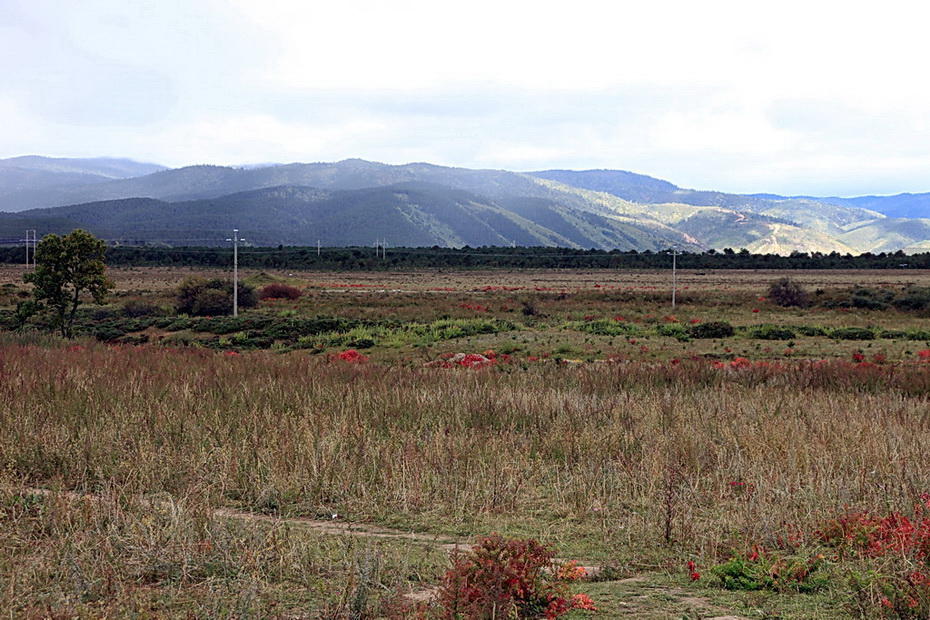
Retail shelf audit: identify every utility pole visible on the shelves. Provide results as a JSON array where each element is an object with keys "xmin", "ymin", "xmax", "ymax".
[
  {"xmin": 25, "ymin": 230, "xmax": 36, "ymax": 268},
  {"xmin": 226, "ymin": 229, "xmax": 244, "ymax": 316},
  {"xmin": 317, "ymin": 239, "xmax": 321, "ymax": 256}
]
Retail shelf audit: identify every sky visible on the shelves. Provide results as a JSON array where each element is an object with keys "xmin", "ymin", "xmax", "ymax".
[{"xmin": 2, "ymin": 0, "xmax": 929, "ymax": 197}]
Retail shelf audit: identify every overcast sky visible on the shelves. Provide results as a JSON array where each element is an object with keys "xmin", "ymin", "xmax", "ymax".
[{"xmin": 1, "ymin": 0, "xmax": 928, "ymax": 197}]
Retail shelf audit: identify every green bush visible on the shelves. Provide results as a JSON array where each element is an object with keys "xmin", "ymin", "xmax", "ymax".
[
  {"xmin": 94, "ymin": 325, "xmax": 127, "ymax": 343},
  {"xmin": 690, "ymin": 321, "xmax": 735, "ymax": 339},
  {"xmin": 265, "ymin": 316, "xmax": 361, "ymax": 340},
  {"xmin": 121, "ymin": 299, "xmax": 164, "ymax": 318},
  {"xmin": 120, "ymin": 334, "xmax": 150, "ymax": 345},
  {"xmin": 192, "ymin": 289, "xmax": 231, "ymax": 316},
  {"xmin": 570, "ymin": 319, "xmax": 634, "ymax": 336},
  {"xmin": 656, "ymin": 323, "xmax": 691, "ymax": 342},
  {"xmin": 879, "ymin": 329, "xmax": 907, "ymax": 339},
  {"xmin": 12, "ymin": 301, "xmax": 41, "ymax": 329},
  {"xmin": 711, "ymin": 551, "xmax": 828, "ymax": 594},
  {"xmin": 904, "ymin": 329, "xmax": 930, "ymax": 341},
  {"xmin": 795, "ymin": 325, "xmax": 827, "ymax": 337},
  {"xmin": 831, "ymin": 327, "xmax": 875, "ymax": 341},
  {"xmin": 893, "ymin": 287, "xmax": 930, "ymax": 311},
  {"xmin": 748, "ymin": 324, "xmax": 796, "ymax": 340},
  {"xmin": 191, "ymin": 316, "xmax": 253, "ymax": 335},
  {"xmin": 839, "ymin": 286, "xmax": 895, "ymax": 310},
  {"xmin": 162, "ymin": 317, "xmax": 194, "ymax": 331}
]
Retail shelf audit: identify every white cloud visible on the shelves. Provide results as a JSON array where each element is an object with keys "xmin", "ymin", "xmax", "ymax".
[{"xmin": 3, "ymin": 0, "xmax": 930, "ymax": 196}]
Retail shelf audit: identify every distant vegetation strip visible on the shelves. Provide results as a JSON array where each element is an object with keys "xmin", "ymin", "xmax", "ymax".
[{"xmin": 2, "ymin": 245, "xmax": 928, "ymax": 270}]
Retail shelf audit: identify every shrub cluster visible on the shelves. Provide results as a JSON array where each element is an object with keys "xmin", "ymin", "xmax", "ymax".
[
  {"xmin": 768, "ymin": 277, "xmax": 810, "ymax": 307},
  {"xmin": 690, "ymin": 320, "xmax": 735, "ymax": 339},
  {"xmin": 175, "ymin": 277, "xmax": 258, "ymax": 316},
  {"xmin": 894, "ymin": 287, "xmax": 930, "ymax": 311},
  {"xmin": 121, "ymin": 299, "xmax": 164, "ymax": 318},
  {"xmin": 820, "ymin": 286, "xmax": 930, "ymax": 313}
]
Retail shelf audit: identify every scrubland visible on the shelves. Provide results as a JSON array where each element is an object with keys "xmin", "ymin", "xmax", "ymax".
[{"xmin": 1, "ymin": 266, "xmax": 930, "ymax": 617}]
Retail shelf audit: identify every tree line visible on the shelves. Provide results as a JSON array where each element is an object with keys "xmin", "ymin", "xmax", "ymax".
[{"xmin": 2, "ymin": 244, "xmax": 928, "ymax": 271}]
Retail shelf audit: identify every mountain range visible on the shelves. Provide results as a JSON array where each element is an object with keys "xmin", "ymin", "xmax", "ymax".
[{"xmin": 0, "ymin": 156, "xmax": 928, "ymax": 254}]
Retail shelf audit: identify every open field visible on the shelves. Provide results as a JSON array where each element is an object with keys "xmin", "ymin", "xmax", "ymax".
[
  {"xmin": 3, "ymin": 264, "xmax": 930, "ymax": 292},
  {"xmin": 2, "ymin": 266, "xmax": 930, "ymax": 617}
]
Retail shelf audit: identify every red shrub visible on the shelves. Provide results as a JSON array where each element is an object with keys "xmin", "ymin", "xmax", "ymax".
[
  {"xmin": 437, "ymin": 535, "xmax": 595, "ymax": 619},
  {"xmin": 258, "ymin": 283, "xmax": 303, "ymax": 300}
]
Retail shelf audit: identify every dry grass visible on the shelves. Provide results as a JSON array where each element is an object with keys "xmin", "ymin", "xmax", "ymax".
[
  {"xmin": 2, "ymin": 266, "xmax": 930, "ymax": 615},
  {"xmin": 2, "ymin": 338, "xmax": 930, "ymax": 614},
  {"xmin": 2, "ymin": 264, "xmax": 927, "ymax": 293}
]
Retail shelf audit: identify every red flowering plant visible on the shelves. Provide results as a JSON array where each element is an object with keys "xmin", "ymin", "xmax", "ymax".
[
  {"xmin": 436, "ymin": 534, "xmax": 596, "ymax": 619},
  {"xmin": 816, "ymin": 495, "xmax": 930, "ymax": 562},
  {"xmin": 459, "ymin": 303, "xmax": 489, "ymax": 312},
  {"xmin": 816, "ymin": 495, "xmax": 930, "ymax": 616},
  {"xmin": 330, "ymin": 349, "xmax": 368, "ymax": 363},
  {"xmin": 701, "ymin": 495, "xmax": 930, "ymax": 615}
]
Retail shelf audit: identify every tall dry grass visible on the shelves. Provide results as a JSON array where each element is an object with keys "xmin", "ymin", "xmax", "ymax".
[{"xmin": 2, "ymin": 340, "xmax": 930, "ymax": 611}]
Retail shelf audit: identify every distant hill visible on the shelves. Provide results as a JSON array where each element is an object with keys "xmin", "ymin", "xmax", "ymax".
[
  {"xmin": 2, "ymin": 157, "xmax": 930, "ymax": 253},
  {"xmin": 819, "ymin": 194, "xmax": 930, "ymax": 220},
  {"xmin": 752, "ymin": 192, "xmax": 930, "ymax": 220},
  {"xmin": 530, "ymin": 169, "xmax": 881, "ymax": 230},
  {"xmin": 0, "ymin": 156, "xmax": 166, "ymax": 179},
  {"xmin": 527, "ymin": 168, "xmax": 930, "ymax": 253},
  {"xmin": 0, "ymin": 183, "xmax": 700, "ymax": 251},
  {"xmin": 838, "ymin": 218, "xmax": 930, "ymax": 254},
  {"xmin": 531, "ymin": 169, "xmax": 774, "ymax": 210},
  {"xmin": 0, "ymin": 156, "xmax": 167, "ymax": 212},
  {"xmin": 0, "ymin": 159, "xmax": 605, "ymax": 213}
]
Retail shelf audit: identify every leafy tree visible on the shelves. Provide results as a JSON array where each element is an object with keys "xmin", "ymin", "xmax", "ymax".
[{"xmin": 23, "ymin": 229, "xmax": 114, "ymax": 338}]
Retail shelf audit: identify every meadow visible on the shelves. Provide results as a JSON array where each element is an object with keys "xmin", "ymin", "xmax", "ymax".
[{"xmin": 1, "ymin": 265, "xmax": 930, "ymax": 618}]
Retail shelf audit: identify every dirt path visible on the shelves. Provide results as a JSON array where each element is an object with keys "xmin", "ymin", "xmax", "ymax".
[{"xmin": 24, "ymin": 486, "xmax": 748, "ymax": 617}]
